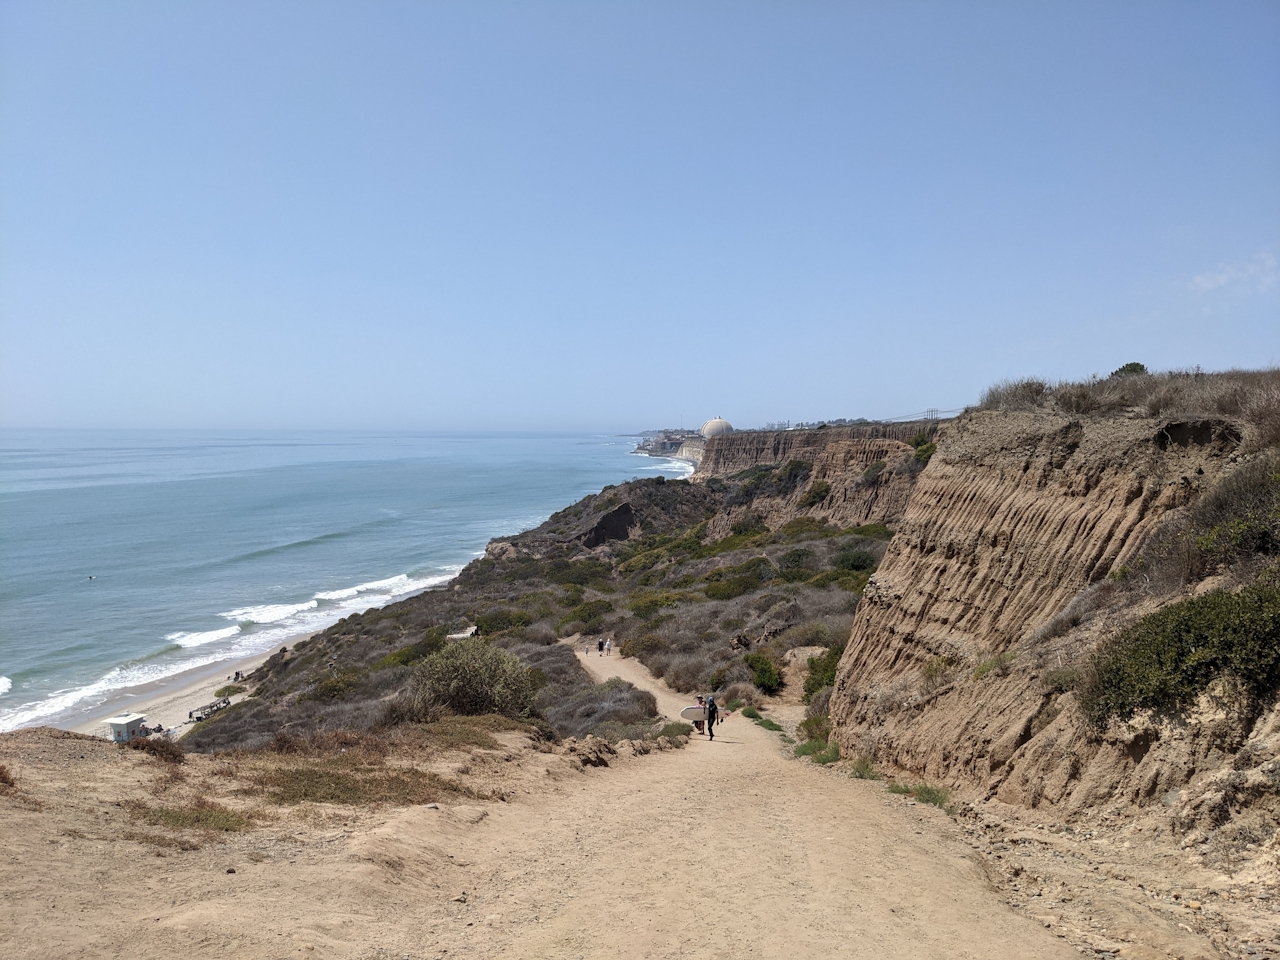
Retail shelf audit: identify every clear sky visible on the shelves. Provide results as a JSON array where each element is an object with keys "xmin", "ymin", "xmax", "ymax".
[{"xmin": 1, "ymin": 1, "xmax": 1277, "ymax": 431}]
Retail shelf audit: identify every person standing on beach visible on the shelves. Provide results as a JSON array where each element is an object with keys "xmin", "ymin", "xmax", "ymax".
[{"xmin": 706, "ymin": 696, "xmax": 719, "ymax": 741}]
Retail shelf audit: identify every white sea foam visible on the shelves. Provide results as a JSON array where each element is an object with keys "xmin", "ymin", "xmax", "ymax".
[
  {"xmin": 165, "ymin": 625, "xmax": 242, "ymax": 648},
  {"xmin": 314, "ymin": 574, "xmax": 412, "ymax": 601},
  {"xmin": 0, "ymin": 677, "xmax": 11, "ymax": 697},
  {"xmin": 0, "ymin": 653, "xmax": 227, "ymax": 732},
  {"xmin": 222, "ymin": 599, "xmax": 318, "ymax": 624},
  {"xmin": 0, "ymin": 567, "xmax": 462, "ymax": 733}
]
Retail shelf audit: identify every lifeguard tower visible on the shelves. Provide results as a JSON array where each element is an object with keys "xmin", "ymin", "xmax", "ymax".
[{"xmin": 105, "ymin": 712, "xmax": 147, "ymax": 743}]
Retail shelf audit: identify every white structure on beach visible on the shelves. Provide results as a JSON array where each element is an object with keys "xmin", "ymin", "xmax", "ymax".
[
  {"xmin": 106, "ymin": 712, "xmax": 147, "ymax": 743},
  {"xmin": 700, "ymin": 417, "xmax": 733, "ymax": 439}
]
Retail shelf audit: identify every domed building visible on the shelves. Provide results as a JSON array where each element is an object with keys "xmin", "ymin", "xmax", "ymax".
[{"xmin": 700, "ymin": 417, "xmax": 734, "ymax": 439}]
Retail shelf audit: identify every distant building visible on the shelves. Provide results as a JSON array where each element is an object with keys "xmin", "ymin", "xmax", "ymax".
[
  {"xmin": 106, "ymin": 712, "xmax": 147, "ymax": 743},
  {"xmin": 700, "ymin": 418, "xmax": 733, "ymax": 439}
]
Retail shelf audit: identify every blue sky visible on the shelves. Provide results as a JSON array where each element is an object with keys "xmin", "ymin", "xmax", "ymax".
[{"xmin": 1, "ymin": 1, "xmax": 1277, "ymax": 431}]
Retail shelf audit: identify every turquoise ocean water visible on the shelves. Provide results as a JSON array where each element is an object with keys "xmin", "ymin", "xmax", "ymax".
[{"xmin": 0, "ymin": 430, "xmax": 690, "ymax": 731}]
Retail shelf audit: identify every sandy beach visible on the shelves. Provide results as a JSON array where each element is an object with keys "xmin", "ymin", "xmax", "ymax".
[{"xmin": 69, "ymin": 635, "xmax": 312, "ymax": 739}]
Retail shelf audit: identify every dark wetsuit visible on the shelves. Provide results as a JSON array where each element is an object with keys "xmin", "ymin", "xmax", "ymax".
[{"xmin": 706, "ymin": 701, "xmax": 719, "ymax": 740}]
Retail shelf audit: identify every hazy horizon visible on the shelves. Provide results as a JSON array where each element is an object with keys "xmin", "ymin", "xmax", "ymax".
[{"xmin": 2, "ymin": 2, "xmax": 1276, "ymax": 431}]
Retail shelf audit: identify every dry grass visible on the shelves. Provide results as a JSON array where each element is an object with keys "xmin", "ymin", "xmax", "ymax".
[
  {"xmin": 129, "ymin": 797, "xmax": 252, "ymax": 832},
  {"xmin": 977, "ymin": 368, "xmax": 1280, "ymax": 449},
  {"xmin": 259, "ymin": 764, "xmax": 463, "ymax": 806},
  {"xmin": 124, "ymin": 736, "xmax": 186, "ymax": 764}
]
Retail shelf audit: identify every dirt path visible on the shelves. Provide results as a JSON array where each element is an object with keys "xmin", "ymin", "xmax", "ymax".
[
  {"xmin": 444, "ymin": 644, "xmax": 1079, "ymax": 960},
  {"xmin": 1, "ymin": 651, "xmax": 1086, "ymax": 960}
]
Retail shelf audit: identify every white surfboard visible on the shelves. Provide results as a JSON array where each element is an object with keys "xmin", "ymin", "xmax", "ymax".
[{"xmin": 680, "ymin": 705, "xmax": 708, "ymax": 722}]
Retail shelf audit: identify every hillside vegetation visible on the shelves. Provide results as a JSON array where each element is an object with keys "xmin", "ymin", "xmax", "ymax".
[{"xmin": 187, "ymin": 441, "xmax": 918, "ymax": 753}]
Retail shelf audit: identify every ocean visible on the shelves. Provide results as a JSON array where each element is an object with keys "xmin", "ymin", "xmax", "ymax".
[{"xmin": 0, "ymin": 430, "xmax": 691, "ymax": 732}]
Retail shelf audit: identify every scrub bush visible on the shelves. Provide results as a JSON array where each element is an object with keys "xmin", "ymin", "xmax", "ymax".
[
  {"xmin": 803, "ymin": 642, "xmax": 846, "ymax": 701},
  {"xmin": 417, "ymin": 637, "xmax": 536, "ymax": 718},
  {"xmin": 1078, "ymin": 584, "xmax": 1280, "ymax": 728},
  {"xmin": 744, "ymin": 652, "xmax": 784, "ymax": 695},
  {"xmin": 798, "ymin": 480, "xmax": 831, "ymax": 508}
]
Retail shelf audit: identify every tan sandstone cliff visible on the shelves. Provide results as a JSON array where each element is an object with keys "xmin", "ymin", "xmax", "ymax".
[
  {"xmin": 693, "ymin": 423, "xmax": 937, "ymax": 535},
  {"xmin": 826, "ymin": 410, "xmax": 1280, "ymax": 835}
]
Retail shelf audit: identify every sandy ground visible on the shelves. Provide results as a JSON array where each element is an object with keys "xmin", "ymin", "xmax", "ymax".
[
  {"xmin": 71, "ymin": 645, "xmax": 299, "ymax": 738},
  {"xmin": 1, "ymin": 643, "xmax": 1097, "ymax": 960}
]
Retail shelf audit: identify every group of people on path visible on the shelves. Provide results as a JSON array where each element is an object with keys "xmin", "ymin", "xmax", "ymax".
[
  {"xmin": 693, "ymin": 694, "xmax": 720, "ymax": 740},
  {"xmin": 585, "ymin": 637, "xmax": 612, "ymax": 657}
]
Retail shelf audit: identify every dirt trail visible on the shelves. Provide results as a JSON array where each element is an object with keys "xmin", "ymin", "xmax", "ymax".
[
  {"xmin": 1, "ymin": 651, "xmax": 1084, "ymax": 960},
  {"xmin": 463, "ymin": 644, "xmax": 1078, "ymax": 960}
]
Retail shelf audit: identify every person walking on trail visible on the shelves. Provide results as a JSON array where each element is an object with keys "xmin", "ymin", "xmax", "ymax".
[
  {"xmin": 706, "ymin": 695, "xmax": 720, "ymax": 741},
  {"xmin": 605, "ymin": 638, "xmax": 612, "ymax": 657},
  {"xmin": 597, "ymin": 637, "xmax": 605, "ymax": 656}
]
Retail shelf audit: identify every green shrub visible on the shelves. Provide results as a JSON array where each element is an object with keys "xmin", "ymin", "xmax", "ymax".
[
  {"xmin": 741, "ymin": 706, "xmax": 762, "ymax": 720},
  {"xmin": 862, "ymin": 461, "xmax": 887, "ymax": 483},
  {"xmin": 418, "ymin": 637, "xmax": 536, "ymax": 718},
  {"xmin": 798, "ymin": 480, "xmax": 832, "ymax": 508},
  {"xmin": 803, "ymin": 643, "xmax": 846, "ymax": 701},
  {"xmin": 214, "ymin": 684, "xmax": 246, "ymax": 698},
  {"xmin": 913, "ymin": 784, "xmax": 951, "ymax": 808},
  {"xmin": 755, "ymin": 716, "xmax": 784, "ymax": 732},
  {"xmin": 546, "ymin": 558, "xmax": 613, "ymax": 586},
  {"xmin": 627, "ymin": 591, "xmax": 686, "ymax": 619},
  {"xmin": 475, "ymin": 609, "xmax": 534, "ymax": 634},
  {"xmin": 887, "ymin": 781, "xmax": 952, "ymax": 810},
  {"xmin": 705, "ymin": 577, "xmax": 759, "ymax": 601},
  {"xmin": 913, "ymin": 442, "xmax": 937, "ymax": 463},
  {"xmin": 798, "ymin": 713, "xmax": 831, "ymax": 742},
  {"xmin": 795, "ymin": 739, "xmax": 840, "ymax": 763},
  {"xmin": 373, "ymin": 626, "xmax": 448, "ymax": 670},
  {"xmin": 744, "ymin": 653, "xmax": 784, "ymax": 694},
  {"xmin": 300, "ymin": 669, "xmax": 363, "ymax": 703},
  {"xmin": 973, "ymin": 651, "xmax": 1015, "ymax": 680},
  {"xmin": 1077, "ymin": 584, "xmax": 1280, "ymax": 728},
  {"xmin": 1191, "ymin": 459, "xmax": 1280, "ymax": 564},
  {"xmin": 619, "ymin": 634, "xmax": 667, "ymax": 658},
  {"xmin": 1041, "ymin": 667, "xmax": 1081, "ymax": 693},
  {"xmin": 910, "ymin": 431, "xmax": 931, "ymax": 449},
  {"xmin": 558, "ymin": 599, "xmax": 614, "ymax": 632},
  {"xmin": 847, "ymin": 523, "xmax": 893, "ymax": 540},
  {"xmin": 849, "ymin": 755, "xmax": 881, "ymax": 780},
  {"xmin": 731, "ymin": 514, "xmax": 768, "ymax": 536},
  {"xmin": 833, "ymin": 548, "xmax": 876, "ymax": 572},
  {"xmin": 777, "ymin": 517, "xmax": 839, "ymax": 541},
  {"xmin": 779, "ymin": 548, "xmax": 820, "ymax": 582}
]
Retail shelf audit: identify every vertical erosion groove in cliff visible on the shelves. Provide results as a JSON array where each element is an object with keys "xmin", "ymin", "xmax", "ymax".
[{"xmin": 830, "ymin": 410, "xmax": 1245, "ymax": 728}]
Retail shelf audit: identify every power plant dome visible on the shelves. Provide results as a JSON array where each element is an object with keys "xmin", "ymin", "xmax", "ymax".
[{"xmin": 700, "ymin": 417, "xmax": 734, "ymax": 439}]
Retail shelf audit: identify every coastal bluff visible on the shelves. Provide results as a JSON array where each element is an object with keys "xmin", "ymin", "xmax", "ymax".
[
  {"xmin": 691, "ymin": 421, "xmax": 938, "ymax": 535},
  {"xmin": 826, "ymin": 406, "xmax": 1280, "ymax": 845}
]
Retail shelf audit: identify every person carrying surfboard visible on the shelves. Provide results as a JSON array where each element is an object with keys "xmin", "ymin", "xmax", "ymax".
[{"xmin": 706, "ymin": 695, "xmax": 719, "ymax": 741}]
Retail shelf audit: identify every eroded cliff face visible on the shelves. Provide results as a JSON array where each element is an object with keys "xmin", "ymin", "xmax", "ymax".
[
  {"xmin": 694, "ymin": 424, "xmax": 934, "ymax": 535},
  {"xmin": 696, "ymin": 423, "xmax": 931, "ymax": 477},
  {"xmin": 828, "ymin": 411, "xmax": 1262, "ymax": 823}
]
